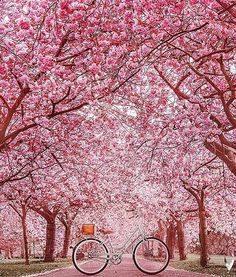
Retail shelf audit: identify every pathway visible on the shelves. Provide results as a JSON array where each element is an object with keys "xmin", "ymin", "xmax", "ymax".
[{"xmin": 34, "ymin": 257, "xmax": 215, "ymax": 277}]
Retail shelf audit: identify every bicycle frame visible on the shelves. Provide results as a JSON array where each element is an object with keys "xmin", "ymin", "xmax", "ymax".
[
  {"xmin": 73, "ymin": 211, "xmax": 170, "ymax": 275},
  {"xmin": 98, "ymin": 213, "xmax": 146, "ymax": 261}
]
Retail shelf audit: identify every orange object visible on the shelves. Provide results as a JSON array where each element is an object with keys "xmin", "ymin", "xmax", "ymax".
[{"xmin": 82, "ymin": 224, "xmax": 95, "ymax": 235}]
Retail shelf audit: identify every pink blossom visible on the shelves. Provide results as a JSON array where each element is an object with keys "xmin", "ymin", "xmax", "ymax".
[
  {"xmin": 190, "ymin": 0, "xmax": 198, "ymax": 5},
  {"xmin": 18, "ymin": 74, "xmax": 30, "ymax": 83},
  {"xmin": 175, "ymin": 3, "xmax": 185, "ymax": 14},
  {"xmin": 73, "ymin": 11, "xmax": 83, "ymax": 21},
  {"xmin": 39, "ymin": 57, "xmax": 55, "ymax": 72},
  {"xmin": 0, "ymin": 24, "xmax": 5, "ymax": 34},
  {"xmin": 0, "ymin": 65, "xmax": 6, "ymax": 75},
  {"xmin": 19, "ymin": 21, "xmax": 30, "ymax": 30},
  {"xmin": 89, "ymin": 63, "xmax": 100, "ymax": 74},
  {"xmin": 67, "ymin": 23, "xmax": 78, "ymax": 31}
]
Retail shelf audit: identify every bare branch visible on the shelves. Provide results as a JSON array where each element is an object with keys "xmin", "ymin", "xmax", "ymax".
[
  {"xmin": 192, "ymin": 156, "xmax": 217, "ymax": 175},
  {"xmin": 0, "ymin": 95, "xmax": 10, "ymax": 110},
  {"xmin": 154, "ymin": 67, "xmax": 190, "ymax": 100}
]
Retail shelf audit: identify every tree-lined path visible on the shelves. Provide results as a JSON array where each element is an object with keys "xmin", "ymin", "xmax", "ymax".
[
  {"xmin": 34, "ymin": 257, "xmax": 213, "ymax": 277},
  {"xmin": 0, "ymin": 0, "xmax": 235, "ymax": 276}
]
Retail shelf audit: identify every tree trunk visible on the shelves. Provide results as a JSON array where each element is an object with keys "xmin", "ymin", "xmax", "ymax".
[
  {"xmin": 61, "ymin": 224, "xmax": 71, "ymax": 258},
  {"xmin": 199, "ymin": 204, "xmax": 208, "ymax": 267},
  {"xmin": 20, "ymin": 244, "xmax": 24, "ymax": 258},
  {"xmin": 166, "ymin": 222, "xmax": 175, "ymax": 259},
  {"xmin": 182, "ymin": 184, "xmax": 209, "ymax": 267},
  {"xmin": 176, "ymin": 220, "xmax": 186, "ymax": 260},
  {"xmin": 31, "ymin": 206, "xmax": 58, "ymax": 263},
  {"xmin": 21, "ymin": 206, "xmax": 30, "ymax": 265},
  {"xmin": 44, "ymin": 218, "xmax": 56, "ymax": 262},
  {"xmin": 155, "ymin": 220, "xmax": 165, "ymax": 241}
]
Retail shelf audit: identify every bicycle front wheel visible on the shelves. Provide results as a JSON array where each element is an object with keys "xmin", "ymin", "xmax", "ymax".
[
  {"xmin": 72, "ymin": 238, "xmax": 109, "ymax": 275},
  {"xmin": 133, "ymin": 237, "xmax": 170, "ymax": 274}
]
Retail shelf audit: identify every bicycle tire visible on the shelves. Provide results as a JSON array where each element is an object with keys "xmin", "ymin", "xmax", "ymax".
[
  {"xmin": 133, "ymin": 237, "xmax": 170, "ymax": 275},
  {"xmin": 72, "ymin": 237, "xmax": 109, "ymax": 275}
]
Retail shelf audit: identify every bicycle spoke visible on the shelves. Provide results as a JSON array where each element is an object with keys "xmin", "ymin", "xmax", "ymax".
[
  {"xmin": 133, "ymin": 237, "xmax": 170, "ymax": 274},
  {"xmin": 72, "ymin": 238, "xmax": 109, "ymax": 275}
]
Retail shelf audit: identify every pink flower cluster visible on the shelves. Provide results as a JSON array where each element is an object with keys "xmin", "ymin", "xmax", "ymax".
[{"xmin": 19, "ymin": 20, "xmax": 30, "ymax": 30}]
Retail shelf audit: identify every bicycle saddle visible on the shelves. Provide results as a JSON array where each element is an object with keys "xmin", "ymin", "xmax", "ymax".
[{"xmin": 99, "ymin": 228, "xmax": 114, "ymax": 234}]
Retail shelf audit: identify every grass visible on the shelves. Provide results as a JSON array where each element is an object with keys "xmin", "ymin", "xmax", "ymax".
[
  {"xmin": 170, "ymin": 254, "xmax": 236, "ymax": 277},
  {"xmin": 0, "ymin": 259, "xmax": 72, "ymax": 277}
]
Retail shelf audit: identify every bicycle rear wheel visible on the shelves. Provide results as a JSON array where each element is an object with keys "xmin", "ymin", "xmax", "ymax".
[
  {"xmin": 72, "ymin": 238, "xmax": 109, "ymax": 275},
  {"xmin": 133, "ymin": 237, "xmax": 170, "ymax": 274}
]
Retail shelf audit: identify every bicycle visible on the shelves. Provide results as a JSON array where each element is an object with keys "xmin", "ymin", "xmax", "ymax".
[{"xmin": 72, "ymin": 209, "xmax": 170, "ymax": 275}]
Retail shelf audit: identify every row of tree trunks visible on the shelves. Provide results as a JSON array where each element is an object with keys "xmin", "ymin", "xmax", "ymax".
[
  {"xmin": 165, "ymin": 219, "xmax": 186, "ymax": 261},
  {"xmin": 40, "ymin": 212, "xmax": 75, "ymax": 261},
  {"xmin": 31, "ymin": 207, "xmax": 77, "ymax": 262},
  {"xmin": 11, "ymin": 201, "xmax": 208, "ymax": 265},
  {"xmin": 9, "ymin": 202, "xmax": 75, "ymax": 263},
  {"xmin": 165, "ymin": 213, "xmax": 208, "ymax": 266}
]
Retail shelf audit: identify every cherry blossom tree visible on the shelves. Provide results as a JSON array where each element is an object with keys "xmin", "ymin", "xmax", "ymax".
[
  {"xmin": 0, "ymin": 0, "xmax": 235, "ymax": 176},
  {"xmin": 0, "ymin": 0, "xmax": 146, "ymax": 155},
  {"xmin": 58, "ymin": 207, "xmax": 79, "ymax": 258},
  {"xmin": 150, "ymin": 1, "xmax": 236, "ymax": 175},
  {"xmin": 4, "ymin": 188, "xmax": 32, "ymax": 265},
  {"xmin": 0, "ymin": 1, "xmax": 236, "ymax": 272}
]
